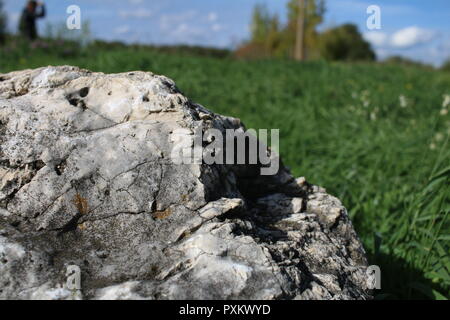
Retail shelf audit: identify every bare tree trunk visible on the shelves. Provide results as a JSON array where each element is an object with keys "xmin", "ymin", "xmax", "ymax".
[{"xmin": 294, "ymin": 0, "xmax": 306, "ymax": 61}]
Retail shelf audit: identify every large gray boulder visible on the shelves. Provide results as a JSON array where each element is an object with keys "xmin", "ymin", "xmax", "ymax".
[{"xmin": 0, "ymin": 66, "xmax": 371, "ymax": 300}]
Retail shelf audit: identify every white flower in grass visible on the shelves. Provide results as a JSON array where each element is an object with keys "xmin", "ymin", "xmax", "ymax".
[
  {"xmin": 443, "ymin": 94, "xmax": 450, "ymax": 108},
  {"xmin": 435, "ymin": 132, "xmax": 444, "ymax": 142},
  {"xmin": 361, "ymin": 90, "xmax": 370, "ymax": 107},
  {"xmin": 399, "ymin": 95, "xmax": 408, "ymax": 108},
  {"xmin": 441, "ymin": 108, "xmax": 448, "ymax": 116},
  {"xmin": 429, "ymin": 143, "xmax": 437, "ymax": 150},
  {"xmin": 370, "ymin": 107, "xmax": 379, "ymax": 121}
]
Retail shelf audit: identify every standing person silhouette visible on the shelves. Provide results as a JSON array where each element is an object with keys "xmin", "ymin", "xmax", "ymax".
[{"xmin": 19, "ymin": 1, "xmax": 46, "ymax": 41}]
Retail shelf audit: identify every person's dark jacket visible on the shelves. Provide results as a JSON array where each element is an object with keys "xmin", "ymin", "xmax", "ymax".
[{"xmin": 19, "ymin": 4, "xmax": 46, "ymax": 40}]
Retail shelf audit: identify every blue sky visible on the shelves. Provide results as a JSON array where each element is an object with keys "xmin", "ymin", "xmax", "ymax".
[{"xmin": 3, "ymin": 0, "xmax": 450, "ymax": 66}]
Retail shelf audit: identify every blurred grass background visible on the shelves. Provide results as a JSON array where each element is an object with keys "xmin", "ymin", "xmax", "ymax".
[{"xmin": 0, "ymin": 40, "xmax": 449, "ymax": 300}]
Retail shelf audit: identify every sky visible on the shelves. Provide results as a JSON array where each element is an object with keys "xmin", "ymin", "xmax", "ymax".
[{"xmin": 3, "ymin": 0, "xmax": 450, "ymax": 66}]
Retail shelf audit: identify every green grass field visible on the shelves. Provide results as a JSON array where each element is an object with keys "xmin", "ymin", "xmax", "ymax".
[{"xmin": 1, "ymin": 41, "xmax": 449, "ymax": 299}]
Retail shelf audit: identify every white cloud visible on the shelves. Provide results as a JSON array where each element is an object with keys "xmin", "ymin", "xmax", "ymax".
[
  {"xmin": 157, "ymin": 10, "xmax": 227, "ymax": 45},
  {"xmin": 172, "ymin": 23, "xmax": 203, "ymax": 38},
  {"xmin": 364, "ymin": 26, "xmax": 436, "ymax": 49},
  {"xmin": 114, "ymin": 25, "xmax": 131, "ymax": 35},
  {"xmin": 211, "ymin": 24, "xmax": 222, "ymax": 32},
  {"xmin": 207, "ymin": 12, "xmax": 218, "ymax": 22},
  {"xmin": 390, "ymin": 26, "xmax": 436, "ymax": 48},
  {"xmin": 362, "ymin": 26, "xmax": 447, "ymax": 67},
  {"xmin": 119, "ymin": 9, "xmax": 153, "ymax": 19},
  {"xmin": 159, "ymin": 10, "xmax": 197, "ymax": 31},
  {"xmin": 374, "ymin": 48, "xmax": 389, "ymax": 60},
  {"xmin": 364, "ymin": 31, "xmax": 388, "ymax": 47}
]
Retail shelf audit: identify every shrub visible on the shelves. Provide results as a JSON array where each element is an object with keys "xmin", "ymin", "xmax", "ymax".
[
  {"xmin": 319, "ymin": 24, "xmax": 376, "ymax": 61},
  {"xmin": 234, "ymin": 42, "xmax": 271, "ymax": 60}
]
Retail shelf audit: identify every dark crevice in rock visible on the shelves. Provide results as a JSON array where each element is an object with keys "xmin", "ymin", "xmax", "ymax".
[
  {"xmin": 0, "ymin": 159, "xmax": 46, "ymax": 209},
  {"xmin": 79, "ymin": 87, "xmax": 90, "ymax": 98},
  {"xmin": 56, "ymin": 213, "xmax": 83, "ymax": 237},
  {"xmin": 54, "ymin": 159, "xmax": 67, "ymax": 176},
  {"xmin": 150, "ymin": 200, "xmax": 157, "ymax": 212},
  {"xmin": 0, "ymin": 158, "xmax": 45, "ymax": 171}
]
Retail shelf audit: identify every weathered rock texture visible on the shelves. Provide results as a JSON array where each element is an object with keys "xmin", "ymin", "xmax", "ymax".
[{"xmin": 0, "ymin": 66, "xmax": 371, "ymax": 300}]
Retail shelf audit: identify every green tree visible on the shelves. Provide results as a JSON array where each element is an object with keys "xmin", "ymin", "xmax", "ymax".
[
  {"xmin": 0, "ymin": 0, "xmax": 7, "ymax": 43},
  {"xmin": 287, "ymin": 0, "xmax": 326, "ymax": 59},
  {"xmin": 250, "ymin": 4, "xmax": 271, "ymax": 43},
  {"xmin": 243, "ymin": 0, "xmax": 325, "ymax": 59},
  {"xmin": 319, "ymin": 24, "xmax": 376, "ymax": 61},
  {"xmin": 245, "ymin": 4, "xmax": 284, "ymax": 58},
  {"xmin": 250, "ymin": 4, "xmax": 282, "ymax": 48}
]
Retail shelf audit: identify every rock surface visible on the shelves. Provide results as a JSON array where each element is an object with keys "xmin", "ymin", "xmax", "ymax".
[{"xmin": 0, "ymin": 66, "xmax": 371, "ymax": 300}]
